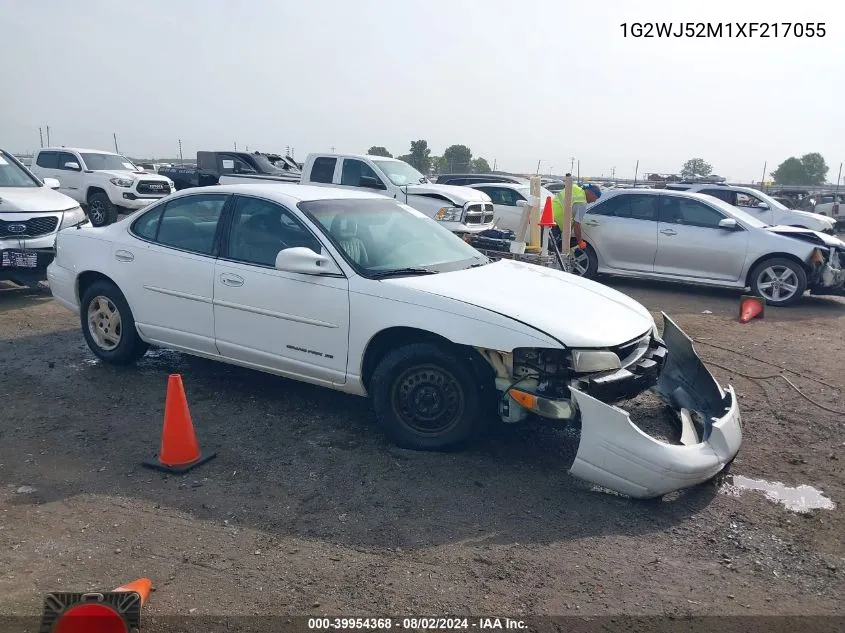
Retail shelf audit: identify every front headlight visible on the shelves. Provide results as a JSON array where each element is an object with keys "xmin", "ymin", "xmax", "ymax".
[
  {"xmin": 434, "ymin": 206, "xmax": 463, "ymax": 222},
  {"xmin": 59, "ymin": 206, "xmax": 87, "ymax": 230},
  {"xmin": 570, "ymin": 349, "xmax": 622, "ymax": 373},
  {"xmin": 109, "ymin": 177, "xmax": 134, "ymax": 187}
]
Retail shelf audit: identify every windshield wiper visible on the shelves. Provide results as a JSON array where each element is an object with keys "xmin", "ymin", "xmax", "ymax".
[{"xmin": 369, "ymin": 267, "xmax": 439, "ymax": 279}]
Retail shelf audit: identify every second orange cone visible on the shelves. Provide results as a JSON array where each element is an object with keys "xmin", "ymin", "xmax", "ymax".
[{"xmin": 142, "ymin": 374, "xmax": 216, "ymax": 474}]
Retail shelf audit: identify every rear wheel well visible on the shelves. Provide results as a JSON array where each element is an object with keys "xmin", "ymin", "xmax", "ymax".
[
  {"xmin": 745, "ymin": 252, "xmax": 808, "ymax": 286},
  {"xmin": 77, "ymin": 271, "xmax": 117, "ymax": 303},
  {"xmin": 86, "ymin": 187, "xmax": 107, "ymax": 203},
  {"xmin": 360, "ymin": 327, "xmax": 494, "ymax": 392}
]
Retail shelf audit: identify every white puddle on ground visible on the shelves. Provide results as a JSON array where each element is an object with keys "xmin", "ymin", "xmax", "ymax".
[{"xmin": 721, "ymin": 475, "xmax": 835, "ymax": 513}]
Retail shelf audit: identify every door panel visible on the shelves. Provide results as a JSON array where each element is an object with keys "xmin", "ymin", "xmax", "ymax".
[
  {"xmin": 213, "ymin": 195, "xmax": 350, "ymax": 384},
  {"xmin": 581, "ymin": 194, "xmax": 658, "ymax": 272},
  {"xmin": 654, "ymin": 196, "xmax": 749, "ymax": 281}
]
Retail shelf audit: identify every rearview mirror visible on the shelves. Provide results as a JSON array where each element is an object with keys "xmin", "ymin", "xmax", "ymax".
[
  {"xmin": 275, "ymin": 247, "xmax": 340, "ymax": 275},
  {"xmin": 64, "ymin": 161, "xmax": 81, "ymax": 171},
  {"xmin": 718, "ymin": 218, "xmax": 738, "ymax": 230},
  {"xmin": 756, "ymin": 202, "xmax": 769, "ymax": 210},
  {"xmin": 359, "ymin": 176, "xmax": 387, "ymax": 190},
  {"xmin": 42, "ymin": 177, "xmax": 61, "ymax": 189}
]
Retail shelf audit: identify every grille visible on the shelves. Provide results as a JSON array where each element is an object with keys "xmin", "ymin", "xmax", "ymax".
[
  {"xmin": 0, "ymin": 216, "xmax": 59, "ymax": 238},
  {"xmin": 136, "ymin": 180, "xmax": 170, "ymax": 195},
  {"xmin": 464, "ymin": 202, "xmax": 495, "ymax": 224}
]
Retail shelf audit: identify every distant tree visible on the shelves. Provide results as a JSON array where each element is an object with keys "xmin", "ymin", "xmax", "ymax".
[
  {"xmin": 772, "ymin": 157, "xmax": 808, "ymax": 185},
  {"xmin": 431, "ymin": 155, "xmax": 448, "ymax": 174},
  {"xmin": 400, "ymin": 139, "xmax": 431, "ymax": 173},
  {"xmin": 799, "ymin": 152, "xmax": 828, "ymax": 185},
  {"xmin": 367, "ymin": 146, "xmax": 392, "ymax": 158},
  {"xmin": 471, "ymin": 157, "xmax": 491, "ymax": 173},
  {"xmin": 444, "ymin": 144, "xmax": 473, "ymax": 173},
  {"xmin": 680, "ymin": 158, "xmax": 712, "ymax": 178}
]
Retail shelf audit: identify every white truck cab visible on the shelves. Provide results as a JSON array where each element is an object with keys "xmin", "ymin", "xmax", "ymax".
[
  {"xmin": 300, "ymin": 153, "xmax": 495, "ymax": 234},
  {"xmin": 30, "ymin": 148, "xmax": 175, "ymax": 227}
]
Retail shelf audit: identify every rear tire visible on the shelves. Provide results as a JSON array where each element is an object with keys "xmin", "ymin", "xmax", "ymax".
[
  {"xmin": 80, "ymin": 280, "xmax": 148, "ymax": 364},
  {"xmin": 87, "ymin": 193, "xmax": 118, "ymax": 227},
  {"xmin": 749, "ymin": 257, "xmax": 807, "ymax": 307},
  {"xmin": 370, "ymin": 342, "xmax": 488, "ymax": 451}
]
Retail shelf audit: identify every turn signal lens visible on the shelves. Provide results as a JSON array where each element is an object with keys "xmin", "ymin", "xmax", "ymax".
[{"xmin": 509, "ymin": 389, "xmax": 538, "ymax": 411}]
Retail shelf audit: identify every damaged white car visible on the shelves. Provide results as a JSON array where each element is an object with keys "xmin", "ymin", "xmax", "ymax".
[{"xmin": 47, "ymin": 185, "xmax": 741, "ymax": 499}]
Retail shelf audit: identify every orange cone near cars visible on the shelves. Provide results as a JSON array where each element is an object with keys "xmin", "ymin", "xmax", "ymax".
[
  {"xmin": 739, "ymin": 295, "xmax": 765, "ymax": 323},
  {"xmin": 143, "ymin": 373, "xmax": 216, "ymax": 474}
]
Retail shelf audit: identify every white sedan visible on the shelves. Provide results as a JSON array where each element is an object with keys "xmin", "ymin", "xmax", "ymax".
[
  {"xmin": 464, "ymin": 182, "xmax": 555, "ymax": 239},
  {"xmin": 47, "ymin": 184, "xmax": 742, "ymax": 499}
]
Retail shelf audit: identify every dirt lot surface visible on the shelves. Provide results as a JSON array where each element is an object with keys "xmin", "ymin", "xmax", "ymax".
[{"xmin": 1, "ymin": 277, "xmax": 844, "ymax": 628}]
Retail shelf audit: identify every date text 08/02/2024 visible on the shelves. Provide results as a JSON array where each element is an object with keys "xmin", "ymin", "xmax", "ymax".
[
  {"xmin": 620, "ymin": 22, "xmax": 826, "ymax": 38},
  {"xmin": 308, "ymin": 617, "xmax": 527, "ymax": 630}
]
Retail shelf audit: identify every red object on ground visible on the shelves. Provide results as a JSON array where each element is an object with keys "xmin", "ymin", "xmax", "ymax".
[
  {"xmin": 739, "ymin": 296, "xmax": 764, "ymax": 323},
  {"xmin": 53, "ymin": 603, "xmax": 128, "ymax": 633},
  {"xmin": 539, "ymin": 196, "xmax": 555, "ymax": 227}
]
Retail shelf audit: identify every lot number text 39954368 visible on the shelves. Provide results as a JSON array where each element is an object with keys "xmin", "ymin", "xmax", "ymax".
[{"xmin": 620, "ymin": 23, "xmax": 826, "ymax": 38}]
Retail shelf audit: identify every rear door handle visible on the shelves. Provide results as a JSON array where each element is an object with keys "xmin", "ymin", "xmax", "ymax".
[
  {"xmin": 220, "ymin": 273, "xmax": 244, "ymax": 287},
  {"xmin": 583, "ymin": 220, "xmax": 600, "ymax": 227},
  {"xmin": 114, "ymin": 249, "xmax": 134, "ymax": 262},
  {"xmin": 660, "ymin": 229, "xmax": 677, "ymax": 236}
]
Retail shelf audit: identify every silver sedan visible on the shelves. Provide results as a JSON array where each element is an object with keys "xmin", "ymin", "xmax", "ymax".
[{"xmin": 569, "ymin": 189, "xmax": 845, "ymax": 306}]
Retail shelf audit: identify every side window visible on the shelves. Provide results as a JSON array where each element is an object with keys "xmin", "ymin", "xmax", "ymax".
[
  {"xmin": 735, "ymin": 191, "xmax": 761, "ymax": 208},
  {"xmin": 700, "ymin": 188, "xmax": 734, "ymax": 204},
  {"xmin": 155, "ymin": 194, "xmax": 228, "ymax": 255},
  {"xmin": 58, "ymin": 152, "xmax": 79, "ymax": 171},
  {"xmin": 226, "ymin": 196, "xmax": 322, "ymax": 267},
  {"xmin": 341, "ymin": 159, "xmax": 384, "ymax": 188},
  {"xmin": 589, "ymin": 194, "xmax": 657, "ymax": 220},
  {"xmin": 35, "ymin": 151, "xmax": 59, "ymax": 169},
  {"xmin": 310, "ymin": 157, "xmax": 337, "ymax": 183},
  {"xmin": 219, "ymin": 155, "xmax": 255, "ymax": 175},
  {"xmin": 660, "ymin": 197, "xmax": 725, "ymax": 229},
  {"xmin": 588, "ymin": 195, "xmax": 628, "ymax": 217},
  {"xmin": 131, "ymin": 206, "xmax": 165, "ymax": 241}
]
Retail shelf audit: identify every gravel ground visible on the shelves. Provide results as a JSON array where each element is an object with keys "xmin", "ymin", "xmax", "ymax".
[{"xmin": 0, "ymin": 277, "xmax": 844, "ymax": 628}]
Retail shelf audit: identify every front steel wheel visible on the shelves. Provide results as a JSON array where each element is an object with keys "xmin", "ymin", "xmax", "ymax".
[{"xmin": 391, "ymin": 364, "xmax": 466, "ymax": 436}]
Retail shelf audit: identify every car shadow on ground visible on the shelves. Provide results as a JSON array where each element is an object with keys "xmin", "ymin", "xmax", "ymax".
[
  {"xmin": 2, "ymin": 329, "xmax": 720, "ymax": 551},
  {"xmin": 0, "ymin": 282, "xmax": 53, "ymax": 314}
]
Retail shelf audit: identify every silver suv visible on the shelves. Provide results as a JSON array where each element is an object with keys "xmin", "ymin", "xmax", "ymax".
[{"xmin": 664, "ymin": 183, "xmax": 836, "ymax": 234}]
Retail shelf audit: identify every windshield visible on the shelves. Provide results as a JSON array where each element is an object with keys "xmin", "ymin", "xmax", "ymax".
[
  {"xmin": 371, "ymin": 159, "xmax": 428, "ymax": 186},
  {"xmin": 298, "ymin": 198, "xmax": 487, "ymax": 275},
  {"xmin": 0, "ymin": 151, "xmax": 41, "ymax": 188},
  {"xmin": 252, "ymin": 153, "xmax": 294, "ymax": 174},
  {"xmin": 80, "ymin": 153, "xmax": 139, "ymax": 171}
]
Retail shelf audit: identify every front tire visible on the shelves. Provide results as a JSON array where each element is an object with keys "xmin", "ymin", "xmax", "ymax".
[
  {"xmin": 80, "ymin": 280, "xmax": 148, "ymax": 364},
  {"xmin": 87, "ymin": 193, "xmax": 118, "ymax": 227},
  {"xmin": 749, "ymin": 257, "xmax": 807, "ymax": 307},
  {"xmin": 370, "ymin": 343, "xmax": 488, "ymax": 451}
]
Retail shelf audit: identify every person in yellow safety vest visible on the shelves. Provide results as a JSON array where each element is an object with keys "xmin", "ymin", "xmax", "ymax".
[{"xmin": 551, "ymin": 174, "xmax": 588, "ymax": 250}]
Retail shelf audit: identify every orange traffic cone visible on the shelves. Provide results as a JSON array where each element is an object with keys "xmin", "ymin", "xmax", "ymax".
[
  {"xmin": 739, "ymin": 295, "xmax": 765, "ymax": 323},
  {"xmin": 142, "ymin": 374, "xmax": 216, "ymax": 474},
  {"xmin": 113, "ymin": 578, "xmax": 153, "ymax": 608},
  {"xmin": 539, "ymin": 196, "xmax": 556, "ymax": 227}
]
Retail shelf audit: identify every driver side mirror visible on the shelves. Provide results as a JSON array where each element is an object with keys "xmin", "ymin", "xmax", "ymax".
[
  {"xmin": 275, "ymin": 247, "xmax": 341, "ymax": 275},
  {"xmin": 718, "ymin": 218, "xmax": 739, "ymax": 230},
  {"xmin": 756, "ymin": 202, "xmax": 769, "ymax": 210},
  {"xmin": 42, "ymin": 177, "xmax": 61, "ymax": 189},
  {"xmin": 64, "ymin": 161, "xmax": 81, "ymax": 171},
  {"xmin": 516, "ymin": 200, "xmax": 529, "ymax": 208},
  {"xmin": 359, "ymin": 176, "xmax": 387, "ymax": 190}
]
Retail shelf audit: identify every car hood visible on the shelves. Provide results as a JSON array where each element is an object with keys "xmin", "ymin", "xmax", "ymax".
[
  {"xmin": 386, "ymin": 259, "xmax": 655, "ymax": 347},
  {"xmin": 0, "ymin": 186, "xmax": 78, "ymax": 213},
  {"xmin": 96, "ymin": 170, "xmax": 170, "ymax": 181},
  {"xmin": 406, "ymin": 183, "xmax": 491, "ymax": 205},
  {"xmin": 788, "ymin": 208, "xmax": 835, "ymax": 223},
  {"xmin": 767, "ymin": 225, "xmax": 845, "ymax": 249}
]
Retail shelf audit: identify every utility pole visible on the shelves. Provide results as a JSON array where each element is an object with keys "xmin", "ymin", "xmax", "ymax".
[
  {"xmin": 570, "ymin": 156, "xmax": 575, "ymax": 173},
  {"xmin": 577, "ymin": 160, "xmax": 580, "ymax": 182},
  {"xmin": 492, "ymin": 158, "xmax": 497, "ymax": 171},
  {"xmin": 178, "ymin": 139, "xmax": 183, "ymax": 163},
  {"xmin": 633, "ymin": 160, "xmax": 639, "ymax": 186},
  {"xmin": 330, "ymin": 146, "xmax": 336, "ymax": 153},
  {"xmin": 234, "ymin": 142, "xmax": 237, "ymax": 151},
  {"xmin": 39, "ymin": 127, "xmax": 44, "ymax": 148},
  {"xmin": 835, "ymin": 162, "xmax": 842, "ymax": 195},
  {"xmin": 113, "ymin": 133, "xmax": 119, "ymax": 154},
  {"xmin": 536, "ymin": 159, "xmax": 541, "ymax": 175},
  {"xmin": 46, "ymin": 125, "xmax": 51, "ymax": 146},
  {"xmin": 761, "ymin": 161, "xmax": 767, "ymax": 188}
]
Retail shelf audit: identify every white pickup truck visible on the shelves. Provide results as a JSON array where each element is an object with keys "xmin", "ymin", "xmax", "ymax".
[
  {"xmin": 30, "ymin": 148, "xmax": 175, "ymax": 227},
  {"xmin": 298, "ymin": 154, "xmax": 495, "ymax": 234}
]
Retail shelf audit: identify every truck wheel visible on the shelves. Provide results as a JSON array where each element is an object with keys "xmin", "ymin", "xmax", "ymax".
[
  {"xmin": 87, "ymin": 193, "xmax": 118, "ymax": 227},
  {"xmin": 80, "ymin": 280, "xmax": 148, "ymax": 364},
  {"xmin": 749, "ymin": 257, "xmax": 807, "ymax": 307},
  {"xmin": 370, "ymin": 342, "xmax": 488, "ymax": 451}
]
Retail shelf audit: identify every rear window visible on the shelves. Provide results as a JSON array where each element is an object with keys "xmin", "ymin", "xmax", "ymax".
[{"xmin": 310, "ymin": 157, "xmax": 337, "ymax": 183}]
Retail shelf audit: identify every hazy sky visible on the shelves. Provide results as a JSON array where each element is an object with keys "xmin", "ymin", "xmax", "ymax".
[{"xmin": 2, "ymin": 0, "xmax": 842, "ymax": 181}]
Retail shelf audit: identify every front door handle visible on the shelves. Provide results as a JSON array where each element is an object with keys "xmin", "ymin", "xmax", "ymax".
[
  {"xmin": 582, "ymin": 220, "xmax": 600, "ymax": 227},
  {"xmin": 114, "ymin": 249, "xmax": 134, "ymax": 262},
  {"xmin": 220, "ymin": 273, "xmax": 244, "ymax": 287},
  {"xmin": 660, "ymin": 229, "xmax": 678, "ymax": 236}
]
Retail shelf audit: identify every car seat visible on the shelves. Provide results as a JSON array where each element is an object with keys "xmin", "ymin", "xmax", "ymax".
[
  {"xmin": 235, "ymin": 211, "xmax": 289, "ymax": 266},
  {"xmin": 330, "ymin": 215, "xmax": 369, "ymax": 266}
]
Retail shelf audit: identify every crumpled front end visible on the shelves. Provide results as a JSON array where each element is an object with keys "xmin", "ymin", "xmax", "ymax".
[
  {"xmin": 569, "ymin": 314, "xmax": 741, "ymax": 499},
  {"xmin": 481, "ymin": 313, "xmax": 742, "ymax": 499}
]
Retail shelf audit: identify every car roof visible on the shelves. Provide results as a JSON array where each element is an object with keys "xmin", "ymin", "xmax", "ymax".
[
  {"xmin": 168, "ymin": 183, "xmax": 391, "ymax": 203},
  {"xmin": 313, "ymin": 153, "xmax": 403, "ymax": 163},
  {"xmin": 466, "ymin": 182, "xmax": 528, "ymax": 190},
  {"xmin": 39, "ymin": 147, "xmax": 124, "ymax": 155}
]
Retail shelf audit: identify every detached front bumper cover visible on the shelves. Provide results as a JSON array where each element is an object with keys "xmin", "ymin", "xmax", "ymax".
[{"xmin": 569, "ymin": 313, "xmax": 742, "ymax": 499}]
